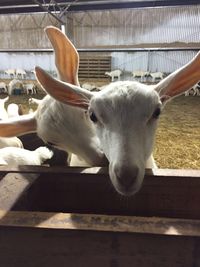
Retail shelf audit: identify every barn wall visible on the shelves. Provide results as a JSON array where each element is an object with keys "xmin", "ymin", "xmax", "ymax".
[
  {"xmin": 71, "ymin": 5, "xmax": 200, "ymax": 48},
  {"xmin": 0, "ymin": 13, "xmax": 60, "ymax": 49}
]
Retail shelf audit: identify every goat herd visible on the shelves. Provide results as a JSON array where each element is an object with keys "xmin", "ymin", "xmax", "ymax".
[{"xmin": 0, "ymin": 26, "xmax": 199, "ymax": 197}]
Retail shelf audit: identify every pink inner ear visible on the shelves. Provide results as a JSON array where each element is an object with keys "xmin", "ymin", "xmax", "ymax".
[{"xmin": 45, "ymin": 26, "xmax": 79, "ymax": 86}]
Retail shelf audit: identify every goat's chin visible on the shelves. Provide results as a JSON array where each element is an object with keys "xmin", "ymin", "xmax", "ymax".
[
  {"xmin": 110, "ymin": 175, "xmax": 144, "ymax": 197},
  {"xmin": 114, "ymin": 183, "xmax": 142, "ymax": 197}
]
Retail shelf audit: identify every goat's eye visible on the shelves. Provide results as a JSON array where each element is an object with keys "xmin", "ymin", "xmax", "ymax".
[
  {"xmin": 152, "ymin": 107, "xmax": 161, "ymax": 119},
  {"xmin": 89, "ymin": 112, "xmax": 98, "ymax": 123}
]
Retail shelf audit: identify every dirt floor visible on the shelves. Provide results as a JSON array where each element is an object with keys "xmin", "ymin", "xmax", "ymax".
[{"xmin": 1, "ymin": 93, "xmax": 200, "ymax": 170}]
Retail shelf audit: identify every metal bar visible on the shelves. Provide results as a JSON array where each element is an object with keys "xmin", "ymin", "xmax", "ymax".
[
  {"xmin": 0, "ymin": 1, "xmax": 200, "ymax": 14},
  {"xmin": 0, "ymin": 47, "xmax": 199, "ymax": 53}
]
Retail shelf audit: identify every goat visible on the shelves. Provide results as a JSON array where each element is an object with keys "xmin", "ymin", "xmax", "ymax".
[
  {"xmin": 8, "ymin": 79, "xmax": 24, "ymax": 95},
  {"xmin": 0, "ymin": 82, "xmax": 8, "ymax": 93},
  {"xmin": 149, "ymin": 72, "xmax": 164, "ymax": 82},
  {"xmin": 105, "ymin": 70, "xmax": 122, "ymax": 82},
  {"xmin": 25, "ymin": 83, "xmax": 37, "ymax": 95},
  {"xmin": 4, "ymin": 69, "xmax": 16, "ymax": 78},
  {"xmin": 0, "ymin": 27, "xmax": 199, "ymax": 196},
  {"xmin": 185, "ymin": 83, "xmax": 200, "ymax": 96},
  {"xmin": 82, "ymin": 83, "xmax": 96, "ymax": 91},
  {"xmin": 28, "ymin": 97, "xmax": 43, "ymax": 106},
  {"xmin": 132, "ymin": 70, "xmax": 149, "ymax": 81},
  {"xmin": 16, "ymin": 68, "xmax": 26, "ymax": 79},
  {"xmin": 0, "ymin": 146, "xmax": 53, "ymax": 165}
]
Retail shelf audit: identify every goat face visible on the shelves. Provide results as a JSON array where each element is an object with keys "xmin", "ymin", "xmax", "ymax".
[{"xmin": 88, "ymin": 81, "xmax": 162, "ymax": 195}]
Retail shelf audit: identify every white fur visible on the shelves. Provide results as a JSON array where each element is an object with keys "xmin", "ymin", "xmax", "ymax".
[
  {"xmin": 8, "ymin": 79, "xmax": 24, "ymax": 95},
  {"xmin": 132, "ymin": 70, "xmax": 149, "ymax": 81},
  {"xmin": 4, "ymin": 69, "xmax": 15, "ymax": 78},
  {"xmin": 0, "ymin": 82, "xmax": 8, "ymax": 93},
  {"xmin": 82, "ymin": 83, "xmax": 96, "ymax": 91},
  {"xmin": 25, "ymin": 83, "xmax": 37, "ymax": 95},
  {"xmin": 16, "ymin": 68, "xmax": 26, "ymax": 79},
  {"xmin": 0, "ymin": 137, "xmax": 23, "ymax": 148},
  {"xmin": 28, "ymin": 97, "xmax": 42, "ymax": 106},
  {"xmin": 0, "ymin": 146, "xmax": 53, "ymax": 165},
  {"xmin": 105, "ymin": 70, "xmax": 122, "ymax": 82},
  {"xmin": 7, "ymin": 103, "xmax": 20, "ymax": 118},
  {"xmin": 149, "ymin": 72, "xmax": 164, "ymax": 82}
]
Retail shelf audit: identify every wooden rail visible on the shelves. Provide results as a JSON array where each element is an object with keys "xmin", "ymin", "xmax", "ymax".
[{"xmin": 0, "ymin": 166, "xmax": 200, "ymax": 266}]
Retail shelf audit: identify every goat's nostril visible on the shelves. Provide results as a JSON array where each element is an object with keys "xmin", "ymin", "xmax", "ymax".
[{"xmin": 113, "ymin": 164, "xmax": 139, "ymax": 188}]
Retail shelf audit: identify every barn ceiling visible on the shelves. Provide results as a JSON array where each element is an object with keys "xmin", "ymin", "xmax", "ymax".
[{"xmin": 0, "ymin": 0, "xmax": 200, "ymax": 15}]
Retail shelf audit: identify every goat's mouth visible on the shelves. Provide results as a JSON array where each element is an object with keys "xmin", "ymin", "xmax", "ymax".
[{"xmin": 113, "ymin": 180, "xmax": 143, "ymax": 196}]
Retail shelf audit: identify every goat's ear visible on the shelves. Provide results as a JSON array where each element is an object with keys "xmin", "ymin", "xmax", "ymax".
[
  {"xmin": 154, "ymin": 51, "xmax": 200, "ymax": 103},
  {"xmin": 45, "ymin": 26, "xmax": 79, "ymax": 86},
  {"xmin": 0, "ymin": 113, "xmax": 37, "ymax": 137},
  {"xmin": 35, "ymin": 67, "xmax": 93, "ymax": 110}
]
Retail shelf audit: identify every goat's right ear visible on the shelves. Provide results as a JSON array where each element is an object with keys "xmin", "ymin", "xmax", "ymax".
[
  {"xmin": 45, "ymin": 26, "xmax": 79, "ymax": 86},
  {"xmin": 155, "ymin": 51, "xmax": 200, "ymax": 102},
  {"xmin": 35, "ymin": 66, "xmax": 93, "ymax": 110}
]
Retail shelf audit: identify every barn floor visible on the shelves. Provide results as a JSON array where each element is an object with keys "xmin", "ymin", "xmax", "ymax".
[{"xmin": 1, "ymin": 93, "xmax": 200, "ymax": 170}]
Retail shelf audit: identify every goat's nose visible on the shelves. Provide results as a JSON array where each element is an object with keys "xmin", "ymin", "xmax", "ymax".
[{"xmin": 113, "ymin": 164, "xmax": 139, "ymax": 189}]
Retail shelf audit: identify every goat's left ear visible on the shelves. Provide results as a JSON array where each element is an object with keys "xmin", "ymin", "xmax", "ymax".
[
  {"xmin": 154, "ymin": 51, "xmax": 200, "ymax": 103},
  {"xmin": 35, "ymin": 66, "xmax": 93, "ymax": 110}
]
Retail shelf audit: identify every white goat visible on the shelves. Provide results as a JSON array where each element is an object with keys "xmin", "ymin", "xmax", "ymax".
[
  {"xmin": 28, "ymin": 97, "xmax": 43, "ymax": 106},
  {"xmin": 105, "ymin": 70, "xmax": 122, "ymax": 82},
  {"xmin": 0, "ymin": 27, "xmax": 199, "ymax": 196},
  {"xmin": 25, "ymin": 83, "xmax": 37, "ymax": 95},
  {"xmin": 16, "ymin": 68, "xmax": 26, "ymax": 79},
  {"xmin": 8, "ymin": 79, "xmax": 24, "ymax": 95},
  {"xmin": 4, "ymin": 69, "xmax": 16, "ymax": 78},
  {"xmin": 0, "ymin": 82, "xmax": 8, "ymax": 93},
  {"xmin": 0, "ymin": 146, "xmax": 53, "ymax": 165},
  {"xmin": 185, "ymin": 83, "xmax": 200, "ymax": 96},
  {"xmin": 149, "ymin": 72, "xmax": 164, "ymax": 82},
  {"xmin": 132, "ymin": 70, "xmax": 149, "ymax": 81},
  {"xmin": 81, "ymin": 83, "xmax": 96, "ymax": 91}
]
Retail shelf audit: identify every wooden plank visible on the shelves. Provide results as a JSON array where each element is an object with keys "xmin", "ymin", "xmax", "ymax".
[
  {"xmin": 1, "ymin": 209, "xmax": 200, "ymax": 237},
  {"xmin": 0, "ymin": 167, "xmax": 200, "ymax": 219},
  {"xmin": 0, "ymin": 226, "xmax": 196, "ymax": 267}
]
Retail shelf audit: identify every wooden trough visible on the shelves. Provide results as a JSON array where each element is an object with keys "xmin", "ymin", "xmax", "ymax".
[{"xmin": 0, "ymin": 166, "xmax": 200, "ymax": 266}]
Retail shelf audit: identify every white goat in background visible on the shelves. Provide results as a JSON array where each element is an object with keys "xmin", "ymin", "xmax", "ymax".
[
  {"xmin": 105, "ymin": 70, "xmax": 122, "ymax": 82},
  {"xmin": 16, "ymin": 68, "xmax": 26, "ymax": 79},
  {"xmin": 149, "ymin": 72, "xmax": 164, "ymax": 82},
  {"xmin": 0, "ymin": 146, "xmax": 53, "ymax": 165},
  {"xmin": 8, "ymin": 79, "xmax": 24, "ymax": 95},
  {"xmin": 132, "ymin": 70, "xmax": 149, "ymax": 81},
  {"xmin": 25, "ymin": 83, "xmax": 37, "ymax": 94},
  {"xmin": 4, "ymin": 69, "xmax": 16, "ymax": 78},
  {"xmin": 185, "ymin": 82, "xmax": 200, "ymax": 96},
  {"xmin": 28, "ymin": 97, "xmax": 43, "ymax": 106},
  {"xmin": 0, "ymin": 82, "xmax": 8, "ymax": 94},
  {"xmin": 0, "ymin": 27, "xmax": 199, "ymax": 196}
]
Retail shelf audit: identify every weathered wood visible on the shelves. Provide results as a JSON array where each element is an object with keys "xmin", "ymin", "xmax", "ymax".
[
  {"xmin": 0, "ymin": 167, "xmax": 199, "ymax": 220},
  {"xmin": 1, "ymin": 210, "xmax": 200, "ymax": 237}
]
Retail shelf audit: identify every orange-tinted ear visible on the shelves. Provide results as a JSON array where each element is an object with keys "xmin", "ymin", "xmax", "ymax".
[
  {"xmin": 0, "ymin": 113, "xmax": 37, "ymax": 137},
  {"xmin": 35, "ymin": 67, "xmax": 93, "ymax": 110},
  {"xmin": 155, "ymin": 51, "xmax": 200, "ymax": 101},
  {"xmin": 45, "ymin": 26, "xmax": 79, "ymax": 86}
]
